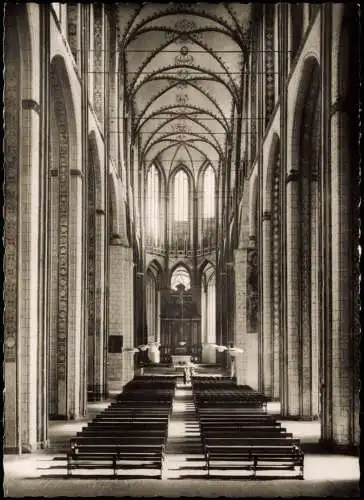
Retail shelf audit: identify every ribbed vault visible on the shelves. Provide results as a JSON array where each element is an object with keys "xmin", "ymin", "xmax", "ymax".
[{"xmin": 117, "ymin": 4, "xmax": 251, "ymax": 180}]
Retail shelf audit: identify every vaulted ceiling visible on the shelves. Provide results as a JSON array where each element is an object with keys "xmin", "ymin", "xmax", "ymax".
[{"xmin": 116, "ymin": 4, "xmax": 252, "ymax": 181}]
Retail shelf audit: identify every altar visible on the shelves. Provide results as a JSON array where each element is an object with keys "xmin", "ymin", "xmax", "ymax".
[{"xmin": 171, "ymin": 355, "xmax": 192, "ymax": 366}]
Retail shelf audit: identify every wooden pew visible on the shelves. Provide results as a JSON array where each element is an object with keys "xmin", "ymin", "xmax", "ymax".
[
  {"xmin": 205, "ymin": 443, "xmax": 304, "ymax": 479},
  {"xmin": 92, "ymin": 415, "xmax": 169, "ymax": 422},
  {"xmin": 192, "ymin": 379, "xmax": 304, "ymax": 480},
  {"xmin": 101, "ymin": 410, "xmax": 170, "ymax": 417},
  {"xmin": 70, "ymin": 436, "xmax": 166, "ymax": 447},
  {"xmin": 66, "ymin": 375, "xmax": 175, "ymax": 478},
  {"xmin": 67, "ymin": 443, "xmax": 166, "ymax": 479},
  {"xmin": 198, "ymin": 417, "xmax": 277, "ymax": 426},
  {"xmin": 78, "ymin": 429, "xmax": 167, "ymax": 438},
  {"xmin": 85, "ymin": 422, "xmax": 167, "ymax": 431}
]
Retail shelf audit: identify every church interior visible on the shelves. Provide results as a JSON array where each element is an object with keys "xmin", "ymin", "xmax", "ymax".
[{"xmin": 2, "ymin": 3, "xmax": 360, "ymax": 497}]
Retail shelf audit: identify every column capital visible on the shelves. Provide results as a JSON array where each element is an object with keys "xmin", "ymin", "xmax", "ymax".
[
  {"xmin": 286, "ymin": 169, "xmax": 299, "ymax": 184},
  {"xmin": 70, "ymin": 169, "xmax": 84, "ymax": 178},
  {"xmin": 330, "ymin": 95, "xmax": 347, "ymax": 117},
  {"xmin": 110, "ymin": 235, "xmax": 122, "ymax": 245},
  {"xmin": 22, "ymin": 99, "xmax": 40, "ymax": 114}
]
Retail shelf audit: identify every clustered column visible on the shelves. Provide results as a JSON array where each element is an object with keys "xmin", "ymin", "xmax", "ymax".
[
  {"xmin": 284, "ymin": 169, "xmax": 300, "ymax": 416},
  {"xmin": 261, "ymin": 211, "xmax": 273, "ymax": 398}
]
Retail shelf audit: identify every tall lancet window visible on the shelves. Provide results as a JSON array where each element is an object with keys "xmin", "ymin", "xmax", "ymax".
[
  {"xmin": 146, "ymin": 164, "xmax": 160, "ymax": 247},
  {"xmin": 171, "ymin": 169, "xmax": 191, "ymax": 254},
  {"xmin": 201, "ymin": 166, "xmax": 216, "ymax": 250},
  {"xmin": 174, "ymin": 170, "xmax": 189, "ymax": 222}
]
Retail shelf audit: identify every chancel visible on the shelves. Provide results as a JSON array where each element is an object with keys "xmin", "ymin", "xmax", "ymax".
[{"xmin": 2, "ymin": 3, "xmax": 360, "ymax": 498}]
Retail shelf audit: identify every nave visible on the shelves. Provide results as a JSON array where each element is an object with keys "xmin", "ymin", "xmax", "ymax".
[
  {"xmin": 3, "ymin": 4, "xmax": 360, "ymax": 497},
  {"xmin": 4, "ymin": 370, "xmax": 359, "ymax": 498}
]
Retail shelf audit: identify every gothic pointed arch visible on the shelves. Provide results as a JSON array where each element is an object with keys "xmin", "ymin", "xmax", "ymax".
[
  {"xmin": 4, "ymin": 2, "xmax": 40, "ymax": 452},
  {"xmin": 48, "ymin": 52, "xmax": 83, "ymax": 419},
  {"xmin": 168, "ymin": 166, "xmax": 195, "ymax": 255},
  {"xmin": 285, "ymin": 55, "xmax": 321, "ymax": 418}
]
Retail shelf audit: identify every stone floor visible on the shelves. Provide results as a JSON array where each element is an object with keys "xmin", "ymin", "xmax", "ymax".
[{"xmin": 3, "ymin": 382, "xmax": 360, "ymax": 498}]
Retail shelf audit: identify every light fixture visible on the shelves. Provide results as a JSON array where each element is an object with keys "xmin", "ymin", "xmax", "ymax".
[
  {"xmin": 136, "ymin": 342, "xmax": 161, "ymax": 352},
  {"xmin": 213, "ymin": 344, "xmax": 244, "ymax": 354},
  {"xmin": 213, "ymin": 344, "xmax": 228, "ymax": 353},
  {"xmin": 138, "ymin": 344, "xmax": 149, "ymax": 351}
]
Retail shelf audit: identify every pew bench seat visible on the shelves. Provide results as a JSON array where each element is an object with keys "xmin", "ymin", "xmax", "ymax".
[
  {"xmin": 78, "ymin": 429, "xmax": 167, "ymax": 438},
  {"xmin": 67, "ymin": 444, "xmax": 166, "ymax": 478},
  {"xmin": 70, "ymin": 436, "xmax": 166, "ymax": 447},
  {"xmin": 86, "ymin": 423, "xmax": 167, "ymax": 432},
  {"xmin": 201, "ymin": 431, "xmax": 293, "ymax": 440},
  {"xmin": 205, "ymin": 444, "xmax": 304, "ymax": 479},
  {"xmin": 92, "ymin": 416, "xmax": 169, "ymax": 424}
]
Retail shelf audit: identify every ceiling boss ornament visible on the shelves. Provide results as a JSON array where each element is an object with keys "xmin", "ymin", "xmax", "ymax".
[
  {"xmin": 175, "ymin": 45, "xmax": 194, "ymax": 65},
  {"xmin": 165, "ymin": 18, "xmax": 203, "ymax": 44},
  {"xmin": 175, "ymin": 93, "xmax": 189, "ymax": 105},
  {"xmin": 175, "ymin": 68, "xmax": 190, "ymax": 88},
  {"xmin": 173, "ymin": 122, "xmax": 190, "ymax": 134}
]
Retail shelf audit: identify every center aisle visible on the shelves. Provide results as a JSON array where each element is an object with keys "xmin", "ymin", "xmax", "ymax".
[{"xmin": 164, "ymin": 382, "xmax": 206, "ymax": 479}]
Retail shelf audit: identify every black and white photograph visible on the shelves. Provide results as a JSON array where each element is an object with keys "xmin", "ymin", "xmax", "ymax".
[{"xmin": 2, "ymin": 2, "xmax": 361, "ymax": 497}]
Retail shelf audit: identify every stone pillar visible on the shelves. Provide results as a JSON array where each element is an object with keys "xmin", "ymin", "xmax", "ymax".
[
  {"xmin": 68, "ymin": 169, "xmax": 84, "ymax": 419},
  {"xmin": 278, "ymin": 2, "xmax": 289, "ymax": 412},
  {"xmin": 156, "ymin": 290, "xmax": 161, "ymax": 344},
  {"xmin": 107, "ymin": 244, "xmax": 134, "ymax": 392},
  {"xmin": 18, "ymin": 101, "xmax": 41, "ymax": 450},
  {"xmin": 233, "ymin": 248, "xmax": 247, "ymax": 386},
  {"xmin": 319, "ymin": 4, "xmax": 359, "ymax": 450},
  {"xmin": 327, "ymin": 106, "xmax": 358, "ymax": 447},
  {"xmin": 4, "ymin": 89, "xmax": 43, "ymax": 450},
  {"xmin": 300, "ymin": 168, "xmax": 314, "ymax": 419},
  {"xmin": 37, "ymin": 4, "xmax": 51, "ymax": 447},
  {"xmin": 48, "ymin": 167, "xmax": 59, "ymax": 418},
  {"xmin": 92, "ymin": 210, "xmax": 106, "ymax": 399},
  {"xmin": 234, "ymin": 247, "xmax": 258, "ymax": 390},
  {"xmin": 261, "ymin": 212, "xmax": 273, "ymax": 397},
  {"xmin": 204, "ymin": 280, "xmax": 216, "ymax": 364},
  {"xmin": 310, "ymin": 175, "xmax": 320, "ymax": 418},
  {"xmin": 271, "ymin": 158, "xmax": 281, "ymax": 400},
  {"xmin": 284, "ymin": 170, "xmax": 300, "ymax": 416}
]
